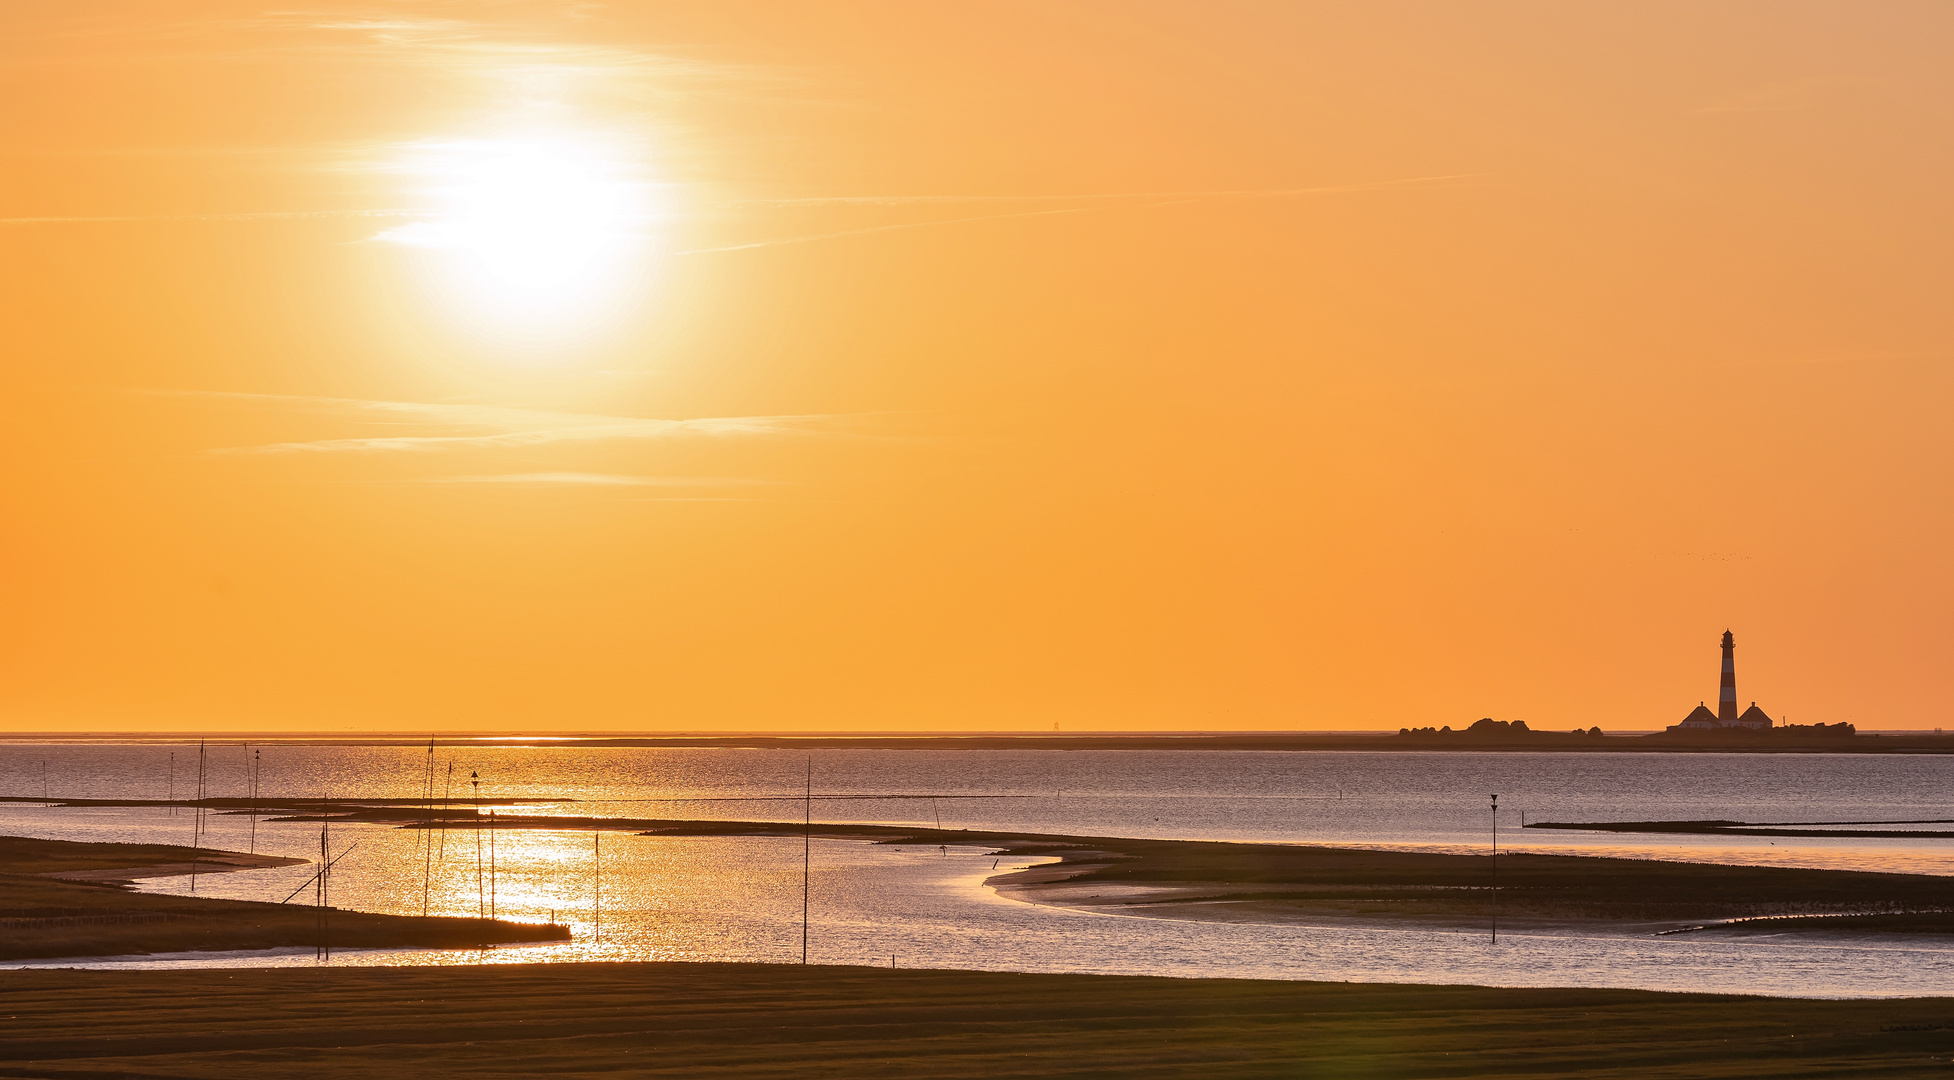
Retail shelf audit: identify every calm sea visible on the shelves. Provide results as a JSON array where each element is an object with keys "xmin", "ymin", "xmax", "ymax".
[{"xmin": 5, "ymin": 743, "xmax": 1954, "ymax": 996}]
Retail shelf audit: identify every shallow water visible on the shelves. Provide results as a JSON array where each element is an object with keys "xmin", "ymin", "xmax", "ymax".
[
  {"xmin": 9, "ymin": 743, "xmax": 1954, "ymax": 870},
  {"xmin": 6, "ymin": 743, "xmax": 1954, "ymax": 996}
]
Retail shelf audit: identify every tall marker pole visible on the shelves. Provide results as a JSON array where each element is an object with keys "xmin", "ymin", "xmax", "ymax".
[
  {"xmin": 440, "ymin": 762, "xmax": 454, "ymax": 861},
  {"xmin": 422, "ymin": 739, "xmax": 433, "ymax": 917},
  {"xmin": 249, "ymin": 749, "xmax": 260, "ymax": 854},
  {"xmin": 1490, "ymin": 793, "xmax": 1499, "ymax": 944},
  {"xmin": 803, "ymin": 756, "xmax": 811, "ymax": 966},
  {"xmin": 317, "ymin": 789, "xmax": 331, "ymax": 961},
  {"xmin": 317, "ymin": 811, "xmax": 326, "ymax": 960},
  {"xmin": 323, "ymin": 788, "xmax": 331, "ymax": 960},
  {"xmin": 190, "ymin": 740, "xmax": 205, "ymax": 892},
  {"xmin": 471, "ymin": 772, "xmax": 483, "ymax": 919}
]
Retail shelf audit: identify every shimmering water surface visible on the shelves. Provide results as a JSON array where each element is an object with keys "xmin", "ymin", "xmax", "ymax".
[{"xmin": 6, "ymin": 743, "xmax": 1954, "ymax": 996}]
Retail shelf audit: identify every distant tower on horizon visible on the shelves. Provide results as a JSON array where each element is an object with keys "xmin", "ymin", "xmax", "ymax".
[
  {"xmin": 1672, "ymin": 629, "xmax": 1774, "ymax": 731},
  {"xmin": 1718, "ymin": 630, "xmax": 1738, "ymax": 725}
]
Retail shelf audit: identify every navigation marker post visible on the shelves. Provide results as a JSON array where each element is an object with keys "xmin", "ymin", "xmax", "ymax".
[{"xmin": 1490, "ymin": 793, "xmax": 1499, "ymax": 944}]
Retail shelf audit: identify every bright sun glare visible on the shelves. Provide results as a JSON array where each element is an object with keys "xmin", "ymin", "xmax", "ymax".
[{"xmin": 377, "ymin": 132, "xmax": 661, "ymax": 342}]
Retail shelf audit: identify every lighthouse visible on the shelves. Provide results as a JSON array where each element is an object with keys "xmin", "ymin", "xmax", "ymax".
[
  {"xmin": 1717, "ymin": 630, "xmax": 1738, "ymax": 724},
  {"xmin": 1672, "ymin": 630, "xmax": 1775, "ymax": 731}
]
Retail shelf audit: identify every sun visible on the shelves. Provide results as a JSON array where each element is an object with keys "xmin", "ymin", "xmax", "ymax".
[{"xmin": 376, "ymin": 131, "xmax": 664, "ymax": 344}]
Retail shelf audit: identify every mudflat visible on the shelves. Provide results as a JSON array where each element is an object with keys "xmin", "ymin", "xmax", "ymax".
[
  {"xmin": 975, "ymin": 834, "xmax": 1954, "ymax": 934},
  {"xmin": 230, "ymin": 809, "xmax": 1951, "ymax": 935},
  {"xmin": 622, "ymin": 818, "xmax": 1954, "ymax": 935},
  {"xmin": 21, "ymin": 812, "xmax": 1954, "ymax": 945},
  {"xmin": 4, "ymin": 962, "xmax": 1954, "ymax": 1078},
  {"xmin": 0, "ymin": 836, "xmax": 566, "ymax": 960}
]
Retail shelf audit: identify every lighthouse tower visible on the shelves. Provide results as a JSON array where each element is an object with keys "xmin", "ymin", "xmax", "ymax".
[{"xmin": 1718, "ymin": 630, "xmax": 1738, "ymax": 725}]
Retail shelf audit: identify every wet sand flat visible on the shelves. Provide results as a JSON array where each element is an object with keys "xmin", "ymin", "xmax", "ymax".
[
  {"xmin": 625, "ymin": 819, "xmax": 1954, "ymax": 935},
  {"xmin": 933, "ymin": 830, "xmax": 1954, "ymax": 934},
  {"xmin": 0, "ymin": 836, "xmax": 566, "ymax": 960},
  {"xmin": 985, "ymin": 849, "xmax": 1954, "ymax": 935}
]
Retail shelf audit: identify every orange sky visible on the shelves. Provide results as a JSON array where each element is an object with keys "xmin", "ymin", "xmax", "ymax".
[{"xmin": 2, "ymin": 2, "xmax": 1950, "ymax": 733}]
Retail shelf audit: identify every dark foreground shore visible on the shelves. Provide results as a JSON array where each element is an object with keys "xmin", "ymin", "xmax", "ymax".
[{"xmin": 4, "ymin": 962, "xmax": 1954, "ymax": 1079}]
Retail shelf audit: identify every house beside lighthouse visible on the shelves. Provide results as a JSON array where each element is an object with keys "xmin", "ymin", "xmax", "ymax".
[{"xmin": 1673, "ymin": 630, "xmax": 1775, "ymax": 731}]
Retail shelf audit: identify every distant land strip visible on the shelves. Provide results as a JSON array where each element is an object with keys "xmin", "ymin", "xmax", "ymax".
[{"xmin": 5, "ymin": 731, "xmax": 1953, "ymax": 752}]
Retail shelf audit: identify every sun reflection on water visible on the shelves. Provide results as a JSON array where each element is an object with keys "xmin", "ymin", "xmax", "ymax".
[{"xmin": 13, "ymin": 745, "xmax": 1954, "ymax": 992}]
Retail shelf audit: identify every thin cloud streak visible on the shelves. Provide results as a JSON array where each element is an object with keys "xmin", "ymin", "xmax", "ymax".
[
  {"xmin": 291, "ymin": 15, "xmax": 761, "ymax": 85},
  {"xmin": 0, "ymin": 209, "xmax": 427, "ymax": 226},
  {"xmin": 4, "ymin": 11, "xmax": 765, "ymax": 230},
  {"xmin": 423, "ymin": 472, "xmax": 778, "ymax": 487},
  {"xmin": 729, "ymin": 177, "xmax": 1479, "ymax": 208},
  {"xmin": 139, "ymin": 390, "xmax": 839, "ymax": 455},
  {"xmin": 219, "ymin": 417, "xmax": 816, "ymax": 455},
  {"xmin": 681, "ymin": 175, "xmax": 1478, "ymax": 254},
  {"xmin": 680, "ymin": 205, "xmax": 1102, "ymax": 255},
  {"xmin": 13, "ymin": 176, "xmax": 1476, "ymax": 232}
]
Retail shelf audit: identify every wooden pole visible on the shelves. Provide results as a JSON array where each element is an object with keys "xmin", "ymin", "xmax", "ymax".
[
  {"xmin": 472, "ymin": 772, "xmax": 483, "ymax": 919},
  {"xmin": 189, "ymin": 741, "xmax": 205, "ymax": 892},
  {"xmin": 323, "ymin": 791, "xmax": 331, "ymax": 961},
  {"xmin": 316, "ymin": 793, "xmax": 328, "ymax": 961},
  {"xmin": 440, "ymin": 761, "xmax": 453, "ymax": 861},
  {"xmin": 803, "ymin": 756, "xmax": 811, "ymax": 966},
  {"xmin": 1490, "ymin": 793, "xmax": 1499, "ymax": 944},
  {"xmin": 423, "ymin": 738, "xmax": 434, "ymax": 918},
  {"xmin": 316, "ymin": 819, "xmax": 325, "ymax": 960},
  {"xmin": 247, "ymin": 746, "xmax": 258, "ymax": 855}
]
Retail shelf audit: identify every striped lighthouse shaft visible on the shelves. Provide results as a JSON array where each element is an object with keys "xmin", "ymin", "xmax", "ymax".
[{"xmin": 1718, "ymin": 630, "xmax": 1738, "ymax": 724}]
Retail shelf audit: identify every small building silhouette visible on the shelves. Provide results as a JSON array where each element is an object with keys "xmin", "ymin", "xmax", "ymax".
[
  {"xmin": 1736, "ymin": 703, "xmax": 1773, "ymax": 729},
  {"xmin": 1677, "ymin": 703, "xmax": 1720, "ymax": 730}
]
